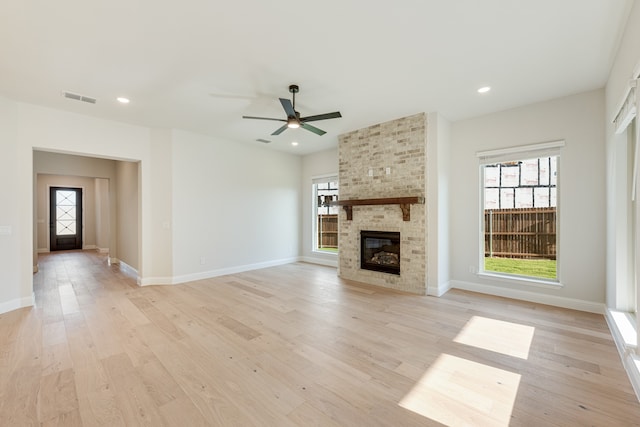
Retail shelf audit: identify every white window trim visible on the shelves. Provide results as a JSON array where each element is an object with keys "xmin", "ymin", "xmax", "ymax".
[
  {"xmin": 478, "ymin": 141, "xmax": 564, "ymax": 284},
  {"xmin": 476, "ymin": 140, "xmax": 565, "ymax": 164},
  {"xmin": 477, "ymin": 271, "xmax": 563, "ymax": 289},
  {"xmin": 311, "ymin": 174, "xmax": 338, "ymax": 255}
]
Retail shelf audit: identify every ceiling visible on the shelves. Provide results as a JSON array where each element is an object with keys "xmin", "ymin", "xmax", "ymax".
[{"xmin": 0, "ymin": 1, "xmax": 633, "ymax": 155}]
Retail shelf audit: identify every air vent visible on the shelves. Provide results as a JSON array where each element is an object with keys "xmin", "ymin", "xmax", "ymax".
[
  {"xmin": 62, "ymin": 91, "xmax": 97, "ymax": 104},
  {"xmin": 256, "ymin": 138, "xmax": 271, "ymax": 144}
]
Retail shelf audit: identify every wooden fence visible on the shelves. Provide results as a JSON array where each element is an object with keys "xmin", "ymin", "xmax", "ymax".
[
  {"xmin": 484, "ymin": 207, "xmax": 556, "ymax": 259},
  {"xmin": 318, "ymin": 214, "xmax": 338, "ymax": 248}
]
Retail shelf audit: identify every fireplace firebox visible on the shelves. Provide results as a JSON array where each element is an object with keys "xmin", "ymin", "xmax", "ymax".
[{"xmin": 360, "ymin": 230, "xmax": 400, "ymax": 275}]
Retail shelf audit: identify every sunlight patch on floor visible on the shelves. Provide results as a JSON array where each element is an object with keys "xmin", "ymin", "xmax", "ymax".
[
  {"xmin": 399, "ymin": 354, "xmax": 521, "ymax": 426},
  {"xmin": 454, "ymin": 316, "xmax": 535, "ymax": 360}
]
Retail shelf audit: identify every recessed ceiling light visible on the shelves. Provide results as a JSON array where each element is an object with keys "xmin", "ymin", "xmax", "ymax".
[
  {"xmin": 477, "ymin": 86, "xmax": 491, "ymax": 94},
  {"xmin": 291, "ymin": 141, "xmax": 299, "ymax": 146},
  {"xmin": 116, "ymin": 97, "xmax": 130, "ymax": 104}
]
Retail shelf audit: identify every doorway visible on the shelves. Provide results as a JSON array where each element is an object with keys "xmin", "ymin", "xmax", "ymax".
[{"xmin": 49, "ymin": 186, "xmax": 83, "ymax": 251}]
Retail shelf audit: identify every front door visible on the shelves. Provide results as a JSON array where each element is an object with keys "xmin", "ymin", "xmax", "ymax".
[{"xmin": 50, "ymin": 187, "xmax": 83, "ymax": 251}]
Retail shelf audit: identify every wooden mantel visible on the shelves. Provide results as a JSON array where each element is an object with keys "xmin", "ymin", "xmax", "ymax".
[{"xmin": 330, "ymin": 197, "xmax": 424, "ymax": 221}]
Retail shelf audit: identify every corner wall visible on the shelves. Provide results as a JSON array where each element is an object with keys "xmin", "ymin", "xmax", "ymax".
[
  {"xmin": 1, "ymin": 98, "xmax": 305, "ymax": 313},
  {"xmin": 450, "ymin": 89, "xmax": 606, "ymax": 312},
  {"xmin": 169, "ymin": 129, "xmax": 302, "ymax": 283}
]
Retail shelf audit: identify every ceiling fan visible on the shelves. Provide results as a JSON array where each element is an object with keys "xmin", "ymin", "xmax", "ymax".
[{"xmin": 242, "ymin": 84, "xmax": 342, "ymax": 136}]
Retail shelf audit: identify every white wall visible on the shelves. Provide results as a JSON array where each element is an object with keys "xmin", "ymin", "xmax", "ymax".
[
  {"xmin": 301, "ymin": 148, "xmax": 339, "ymax": 267},
  {"xmin": 0, "ymin": 96, "xmax": 27, "ymax": 313},
  {"xmin": 0, "ymin": 96, "xmax": 309, "ymax": 312},
  {"xmin": 115, "ymin": 161, "xmax": 139, "ymax": 270},
  {"xmin": 450, "ymin": 89, "xmax": 606, "ymax": 312},
  {"xmin": 427, "ymin": 112, "xmax": 451, "ymax": 295},
  {"xmin": 170, "ymin": 129, "xmax": 302, "ymax": 282},
  {"xmin": 146, "ymin": 129, "xmax": 174, "ymax": 281},
  {"xmin": 94, "ymin": 178, "xmax": 110, "ymax": 252}
]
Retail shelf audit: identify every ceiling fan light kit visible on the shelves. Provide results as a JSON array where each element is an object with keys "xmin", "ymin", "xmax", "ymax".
[
  {"xmin": 287, "ymin": 117, "xmax": 300, "ymax": 129},
  {"xmin": 242, "ymin": 84, "xmax": 341, "ymax": 136}
]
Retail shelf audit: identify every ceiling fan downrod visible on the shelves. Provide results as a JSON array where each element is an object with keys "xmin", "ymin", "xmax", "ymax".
[{"xmin": 289, "ymin": 84, "xmax": 299, "ymax": 111}]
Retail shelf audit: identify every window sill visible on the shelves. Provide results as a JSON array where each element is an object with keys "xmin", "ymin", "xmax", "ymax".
[
  {"xmin": 312, "ymin": 250, "xmax": 338, "ymax": 256},
  {"xmin": 477, "ymin": 271, "xmax": 562, "ymax": 289},
  {"xmin": 608, "ymin": 310, "xmax": 638, "ymax": 349}
]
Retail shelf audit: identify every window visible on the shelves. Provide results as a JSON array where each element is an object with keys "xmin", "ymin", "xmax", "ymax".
[
  {"xmin": 313, "ymin": 177, "xmax": 339, "ymax": 253},
  {"xmin": 612, "ymin": 79, "xmax": 638, "ymax": 316},
  {"xmin": 618, "ymin": 118, "xmax": 638, "ymax": 315},
  {"xmin": 478, "ymin": 142, "xmax": 563, "ymax": 282}
]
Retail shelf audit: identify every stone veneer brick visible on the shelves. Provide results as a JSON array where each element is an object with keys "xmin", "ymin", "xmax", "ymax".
[{"xmin": 338, "ymin": 113, "xmax": 427, "ymax": 294}]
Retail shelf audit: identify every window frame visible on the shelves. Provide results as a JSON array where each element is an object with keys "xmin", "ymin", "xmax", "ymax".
[
  {"xmin": 312, "ymin": 175, "xmax": 339, "ymax": 255},
  {"xmin": 477, "ymin": 141, "xmax": 564, "ymax": 285}
]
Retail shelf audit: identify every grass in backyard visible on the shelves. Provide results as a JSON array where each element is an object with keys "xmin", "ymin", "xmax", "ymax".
[
  {"xmin": 484, "ymin": 257, "xmax": 556, "ymax": 280},
  {"xmin": 317, "ymin": 247, "xmax": 338, "ymax": 253}
]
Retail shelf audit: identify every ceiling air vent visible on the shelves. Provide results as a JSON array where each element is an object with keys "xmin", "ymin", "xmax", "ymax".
[
  {"xmin": 62, "ymin": 91, "xmax": 97, "ymax": 104},
  {"xmin": 256, "ymin": 138, "xmax": 271, "ymax": 144}
]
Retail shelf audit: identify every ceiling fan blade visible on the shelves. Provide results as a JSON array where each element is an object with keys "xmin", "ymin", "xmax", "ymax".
[
  {"xmin": 300, "ymin": 111, "xmax": 342, "ymax": 122},
  {"xmin": 271, "ymin": 124, "xmax": 289, "ymax": 135},
  {"xmin": 242, "ymin": 115, "xmax": 286, "ymax": 122},
  {"xmin": 279, "ymin": 98, "xmax": 296, "ymax": 118},
  {"xmin": 301, "ymin": 122, "xmax": 326, "ymax": 136}
]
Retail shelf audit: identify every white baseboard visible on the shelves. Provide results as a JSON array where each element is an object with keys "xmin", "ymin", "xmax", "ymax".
[
  {"xmin": 117, "ymin": 260, "xmax": 139, "ymax": 280},
  {"xmin": 0, "ymin": 293, "xmax": 35, "ymax": 315},
  {"xmin": 108, "ymin": 257, "xmax": 119, "ymax": 265},
  {"xmin": 428, "ymin": 280, "xmax": 452, "ymax": 297},
  {"xmin": 37, "ymin": 248, "xmax": 49, "ymax": 254},
  {"xmin": 630, "ymin": 356, "xmax": 640, "ymax": 402},
  {"xmin": 139, "ymin": 256, "xmax": 301, "ymax": 286},
  {"xmin": 97, "ymin": 247, "xmax": 109, "ymax": 254},
  {"xmin": 450, "ymin": 279, "xmax": 606, "ymax": 314},
  {"xmin": 138, "ymin": 276, "xmax": 174, "ymax": 286},
  {"xmin": 33, "ymin": 264, "xmax": 38, "ymax": 273},
  {"xmin": 300, "ymin": 256, "xmax": 338, "ymax": 268},
  {"xmin": 83, "ymin": 245, "xmax": 97, "ymax": 250}
]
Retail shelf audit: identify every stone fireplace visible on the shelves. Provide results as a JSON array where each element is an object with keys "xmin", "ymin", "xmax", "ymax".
[{"xmin": 337, "ymin": 113, "xmax": 427, "ymax": 294}]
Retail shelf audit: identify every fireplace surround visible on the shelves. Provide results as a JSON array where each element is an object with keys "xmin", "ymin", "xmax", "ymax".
[{"xmin": 337, "ymin": 112, "xmax": 427, "ymax": 294}]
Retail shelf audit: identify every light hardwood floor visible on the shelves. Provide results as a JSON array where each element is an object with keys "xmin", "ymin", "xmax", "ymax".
[{"xmin": 1, "ymin": 250, "xmax": 639, "ymax": 426}]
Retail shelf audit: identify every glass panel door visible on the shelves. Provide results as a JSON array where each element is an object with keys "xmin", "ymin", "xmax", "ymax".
[{"xmin": 50, "ymin": 187, "xmax": 83, "ymax": 251}]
